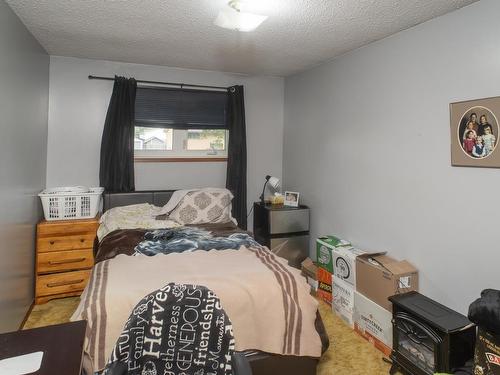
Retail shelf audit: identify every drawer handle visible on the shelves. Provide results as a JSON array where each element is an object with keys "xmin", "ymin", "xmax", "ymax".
[
  {"xmin": 48, "ymin": 257, "xmax": 86, "ymax": 265},
  {"xmin": 49, "ymin": 240, "xmax": 55, "ymax": 245},
  {"xmin": 80, "ymin": 239, "xmax": 85, "ymax": 243},
  {"xmin": 47, "ymin": 279, "xmax": 84, "ymax": 288}
]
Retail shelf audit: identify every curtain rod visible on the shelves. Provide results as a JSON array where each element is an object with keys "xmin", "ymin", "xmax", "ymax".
[{"xmin": 88, "ymin": 75, "xmax": 229, "ymax": 91}]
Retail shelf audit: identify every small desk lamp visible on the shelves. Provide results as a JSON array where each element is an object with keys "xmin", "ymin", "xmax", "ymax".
[{"xmin": 260, "ymin": 175, "xmax": 280, "ymax": 204}]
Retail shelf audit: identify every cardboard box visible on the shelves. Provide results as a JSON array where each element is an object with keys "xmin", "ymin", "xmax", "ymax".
[
  {"xmin": 301, "ymin": 258, "xmax": 317, "ymax": 280},
  {"xmin": 301, "ymin": 258, "xmax": 319, "ymax": 294},
  {"xmin": 474, "ymin": 328, "xmax": 500, "ymax": 375},
  {"xmin": 356, "ymin": 253, "xmax": 418, "ymax": 311},
  {"xmin": 332, "ymin": 246, "xmax": 368, "ymax": 287},
  {"xmin": 306, "ymin": 278, "xmax": 319, "ymax": 294},
  {"xmin": 317, "ymin": 267, "xmax": 332, "ymax": 304},
  {"xmin": 353, "ymin": 291, "xmax": 393, "ymax": 357},
  {"xmin": 316, "ymin": 235, "xmax": 351, "ymax": 274},
  {"xmin": 332, "ymin": 277, "xmax": 355, "ymax": 327}
]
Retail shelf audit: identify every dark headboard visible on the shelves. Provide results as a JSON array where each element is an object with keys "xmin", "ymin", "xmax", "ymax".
[{"xmin": 103, "ymin": 190, "xmax": 177, "ymax": 212}]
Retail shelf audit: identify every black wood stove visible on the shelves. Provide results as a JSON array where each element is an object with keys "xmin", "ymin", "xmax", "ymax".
[{"xmin": 389, "ymin": 292, "xmax": 476, "ymax": 375}]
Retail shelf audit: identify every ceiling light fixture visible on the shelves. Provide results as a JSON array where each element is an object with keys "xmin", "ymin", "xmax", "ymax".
[{"xmin": 214, "ymin": 0, "xmax": 268, "ymax": 32}]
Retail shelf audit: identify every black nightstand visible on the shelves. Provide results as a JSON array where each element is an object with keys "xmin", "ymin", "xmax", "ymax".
[{"xmin": 253, "ymin": 202, "xmax": 310, "ymax": 268}]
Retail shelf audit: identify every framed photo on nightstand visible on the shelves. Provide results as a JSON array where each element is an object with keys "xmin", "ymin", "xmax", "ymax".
[{"xmin": 284, "ymin": 191, "xmax": 300, "ymax": 207}]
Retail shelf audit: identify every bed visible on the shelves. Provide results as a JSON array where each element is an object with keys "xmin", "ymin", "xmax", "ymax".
[{"xmin": 72, "ymin": 189, "xmax": 329, "ymax": 375}]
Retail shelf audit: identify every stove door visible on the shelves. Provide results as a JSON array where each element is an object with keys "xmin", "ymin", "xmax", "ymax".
[{"xmin": 394, "ymin": 313, "xmax": 442, "ymax": 375}]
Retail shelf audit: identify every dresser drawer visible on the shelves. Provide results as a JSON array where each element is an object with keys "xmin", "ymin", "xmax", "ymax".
[
  {"xmin": 37, "ymin": 218, "xmax": 99, "ymax": 237},
  {"xmin": 37, "ymin": 249, "xmax": 94, "ymax": 274},
  {"xmin": 37, "ymin": 233, "xmax": 96, "ymax": 253},
  {"xmin": 36, "ymin": 270, "xmax": 91, "ymax": 297}
]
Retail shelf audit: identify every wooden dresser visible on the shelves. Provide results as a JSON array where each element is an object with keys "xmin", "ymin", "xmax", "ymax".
[{"xmin": 35, "ymin": 217, "xmax": 99, "ymax": 304}]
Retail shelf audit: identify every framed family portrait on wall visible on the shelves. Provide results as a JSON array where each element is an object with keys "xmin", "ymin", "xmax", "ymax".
[{"xmin": 450, "ymin": 96, "xmax": 500, "ymax": 168}]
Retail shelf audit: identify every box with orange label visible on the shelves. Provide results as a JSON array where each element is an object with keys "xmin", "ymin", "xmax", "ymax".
[
  {"xmin": 316, "ymin": 267, "xmax": 332, "ymax": 304},
  {"xmin": 353, "ymin": 291, "xmax": 393, "ymax": 357}
]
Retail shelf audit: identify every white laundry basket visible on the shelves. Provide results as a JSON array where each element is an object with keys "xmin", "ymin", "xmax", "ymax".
[{"xmin": 39, "ymin": 186, "xmax": 104, "ymax": 221}]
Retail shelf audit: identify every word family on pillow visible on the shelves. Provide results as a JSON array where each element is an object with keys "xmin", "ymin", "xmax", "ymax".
[{"xmin": 169, "ymin": 188, "xmax": 236, "ymax": 225}]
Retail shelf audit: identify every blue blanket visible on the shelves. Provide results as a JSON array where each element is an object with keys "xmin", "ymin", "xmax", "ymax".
[{"xmin": 134, "ymin": 227, "xmax": 260, "ymax": 256}]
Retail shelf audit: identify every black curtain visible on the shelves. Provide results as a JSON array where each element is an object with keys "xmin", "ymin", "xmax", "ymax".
[
  {"xmin": 99, "ymin": 76, "xmax": 137, "ymax": 192},
  {"xmin": 226, "ymin": 85, "xmax": 247, "ymax": 229}
]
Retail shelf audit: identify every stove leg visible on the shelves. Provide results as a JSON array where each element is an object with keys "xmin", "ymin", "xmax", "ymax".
[{"xmin": 389, "ymin": 363, "xmax": 399, "ymax": 375}]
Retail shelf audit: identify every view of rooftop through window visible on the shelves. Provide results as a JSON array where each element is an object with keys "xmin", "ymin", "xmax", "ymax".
[{"xmin": 134, "ymin": 127, "xmax": 173, "ymax": 150}]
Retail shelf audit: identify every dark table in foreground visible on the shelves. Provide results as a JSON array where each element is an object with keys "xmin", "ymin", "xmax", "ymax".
[{"xmin": 0, "ymin": 320, "xmax": 86, "ymax": 375}]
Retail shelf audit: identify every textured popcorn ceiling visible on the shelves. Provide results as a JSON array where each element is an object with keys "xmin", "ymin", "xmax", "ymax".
[{"xmin": 6, "ymin": 0, "xmax": 478, "ymax": 76}]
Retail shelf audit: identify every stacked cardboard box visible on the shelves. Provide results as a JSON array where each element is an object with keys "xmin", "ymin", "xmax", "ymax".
[
  {"xmin": 356, "ymin": 253, "xmax": 419, "ymax": 311},
  {"xmin": 316, "ymin": 236, "xmax": 351, "ymax": 305},
  {"xmin": 317, "ymin": 267, "xmax": 332, "ymax": 304},
  {"xmin": 316, "ymin": 235, "xmax": 351, "ymax": 273},
  {"xmin": 354, "ymin": 252, "xmax": 418, "ymax": 356},
  {"xmin": 332, "ymin": 246, "xmax": 369, "ymax": 327},
  {"xmin": 316, "ymin": 236, "xmax": 354, "ymax": 304},
  {"xmin": 315, "ymin": 234, "xmax": 419, "ymax": 357},
  {"xmin": 301, "ymin": 258, "xmax": 318, "ymax": 294},
  {"xmin": 353, "ymin": 291, "xmax": 393, "ymax": 356},
  {"xmin": 332, "ymin": 277, "xmax": 355, "ymax": 327}
]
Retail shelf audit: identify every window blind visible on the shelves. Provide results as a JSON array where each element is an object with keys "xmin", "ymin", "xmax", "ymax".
[{"xmin": 134, "ymin": 86, "xmax": 228, "ymax": 129}]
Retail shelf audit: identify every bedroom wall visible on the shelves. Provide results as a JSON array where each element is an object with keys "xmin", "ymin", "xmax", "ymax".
[
  {"xmin": 46, "ymin": 56, "xmax": 284, "ymax": 227},
  {"xmin": 0, "ymin": 0, "xmax": 49, "ymax": 331},
  {"xmin": 283, "ymin": 0, "xmax": 500, "ymax": 314}
]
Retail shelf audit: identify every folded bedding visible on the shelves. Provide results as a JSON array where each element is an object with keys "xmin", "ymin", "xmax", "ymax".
[{"xmin": 97, "ymin": 203, "xmax": 180, "ymax": 241}]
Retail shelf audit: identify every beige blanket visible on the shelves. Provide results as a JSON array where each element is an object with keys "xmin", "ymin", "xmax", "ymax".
[{"xmin": 71, "ymin": 246, "xmax": 322, "ymax": 373}]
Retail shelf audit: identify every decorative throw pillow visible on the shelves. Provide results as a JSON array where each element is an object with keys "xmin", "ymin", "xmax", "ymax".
[{"xmin": 169, "ymin": 188, "xmax": 236, "ymax": 225}]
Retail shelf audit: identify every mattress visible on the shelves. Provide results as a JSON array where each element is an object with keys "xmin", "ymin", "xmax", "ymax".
[{"xmin": 77, "ymin": 214, "xmax": 328, "ymax": 374}]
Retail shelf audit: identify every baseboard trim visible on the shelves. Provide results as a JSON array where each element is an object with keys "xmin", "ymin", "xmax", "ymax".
[{"xmin": 19, "ymin": 300, "xmax": 35, "ymax": 330}]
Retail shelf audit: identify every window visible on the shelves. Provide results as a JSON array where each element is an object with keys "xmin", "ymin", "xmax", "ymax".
[
  {"xmin": 134, "ymin": 86, "xmax": 228, "ymax": 161},
  {"xmin": 187, "ymin": 129, "xmax": 226, "ymax": 151},
  {"xmin": 135, "ymin": 127, "xmax": 173, "ymax": 151}
]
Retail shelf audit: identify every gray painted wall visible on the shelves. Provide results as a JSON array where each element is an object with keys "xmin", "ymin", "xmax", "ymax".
[
  {"xmin": 283, "ymin": 0, "xmax": 500, "ymax": 314},
  {"xmin": 46, "ymin": 56, "xmax": 284, "ymax": 227},
  {"xmin": 0, "ymin": 0, "xmax": 49, "ymax": 331}
]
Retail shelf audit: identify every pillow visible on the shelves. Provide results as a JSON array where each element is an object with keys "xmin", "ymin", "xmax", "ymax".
[
  {"xmin": 157, "ymin": 189, "xmax": 197, "ymax": 216},
  {"xmin": 168, "ymin": 188, "xmax": 236, "ymax": 225}
]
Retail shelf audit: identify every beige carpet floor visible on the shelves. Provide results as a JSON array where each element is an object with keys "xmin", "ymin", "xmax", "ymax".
[
  {"xmin": 24, "ymin": 297, "xmax": 80, "ymax": 330},
  {"xmin": 316, "ymin": 300, "xmax": 392, "ymax": 375},
  {"xmin": 24, "ymin": 297, "xmax": 393, "ymax": 374}
]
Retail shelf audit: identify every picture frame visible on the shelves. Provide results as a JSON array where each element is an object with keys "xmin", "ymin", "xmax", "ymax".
[
  {"xmin": 450, "ymin": 96, "xmax": 500, "ymax": 168},
  {"xmin": 284, "ymin": 191, "xmax": 300, "ymax": 207}
]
